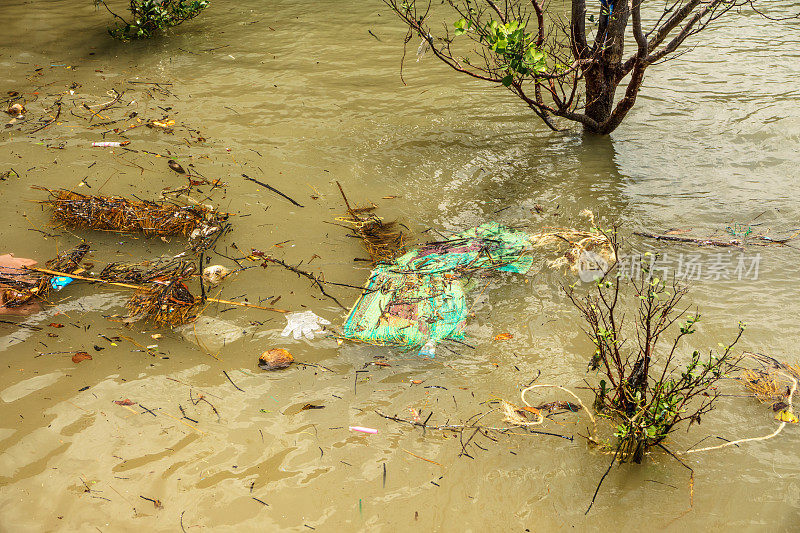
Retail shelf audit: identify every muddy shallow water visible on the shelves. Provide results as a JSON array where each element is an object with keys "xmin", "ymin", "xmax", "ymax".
[{"xmin": 1, "ymin": 1, "xmax": 800, "ymax": 531}]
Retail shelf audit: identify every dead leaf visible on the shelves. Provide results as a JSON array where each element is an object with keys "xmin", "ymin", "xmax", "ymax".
[
  {"xmin": 300, "ymin": 403, "xmax": 324, "ymax": 411},
  {"xmin": 167, "ymin": 159, "xmax": 185, "ymax": 173},
  {"xmin": 493, "ymin": 333, "xmax": 513, "ymax": 341},
  {"xmin": 776, "ymin": 411, "xmax": 798, "ymax": 423},
  {"xmin": 665, "ymin": 229, "xmax": 691, "ymax": 235},
  {"xmin": 410, "ymin": 380, "xmax": 423, "ymax": 385},
  {"xmin": 114, "ymin": 399, "xmax": 134, "ymax": 406},
  {"xmin": 71, "ymin": 352, "xmax": 92, "ymax": 363},
  {"xmin": 49, "ymin": 323, "xmax": 65, "ymax": 328}
]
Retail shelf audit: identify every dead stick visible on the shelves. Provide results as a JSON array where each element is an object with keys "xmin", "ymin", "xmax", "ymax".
[
  {"xmin": 633, "ymin": 231, "xmax": 767, "ymax": 248},
  {"xmin": 26, "ymin": 267, "xmax": 288, "ymax": 313},
  {"xmin": 222, "ymin": 370, "xmax": 244, "ymax": 392},
  {"xmin": 243, "ymin": 175, "xmax": 304, "ymax": 207},
  {"xmin": 336, "ymin": 181, "xmax": 356, "ymax": 218}
]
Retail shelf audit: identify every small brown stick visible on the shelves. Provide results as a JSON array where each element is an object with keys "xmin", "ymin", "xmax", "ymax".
[
  {"xmin": 29, "ymin": 100, "xmax": 62, "ymax": 134},
  {"xmin": 243, "ymin": 175, "xmax": 304, "ymax": 207},
  {"xmin": 222, "ymin": 370, "xmax": 245, "ymax": 392},
  {"xmin": 259, "ymin": 256, "xmax": 346, "ymax": 310},
  {"xmin": 159, "ymin": 410, "xmax": 206, "ymax": 435},
  {"xmin": 401, "ymin": 448, "xmax": 444, "ymax": 468},
  {"xmin": 585, "ymin": 444, "xmax": 620, "ymax": 515}
]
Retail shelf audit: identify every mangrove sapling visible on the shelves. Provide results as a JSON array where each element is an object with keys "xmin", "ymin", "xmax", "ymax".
[
  {"xmin": 566, "ymin": 266, "xmax": 745, "ymax": 464},
  {"xmin": 94, "ymin": 0, "xmax": 210, "ymax": 40}
]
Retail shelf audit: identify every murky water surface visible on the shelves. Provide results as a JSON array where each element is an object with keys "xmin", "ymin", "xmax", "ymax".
[{"xmin": 1, "ymin": 1, "xmax": 799, "ymax": 531}]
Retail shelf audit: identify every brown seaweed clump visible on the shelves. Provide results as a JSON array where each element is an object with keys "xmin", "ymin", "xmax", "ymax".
[
  {"xmin": 36, "ymin": 187, "xmax": 227, "ymax": 245},
  {"xmin": 99, "ymin": 257, "xmax": 189, "ymax": 285},
  {"xmin": 125, "ymin": 262, "xmax": 200, "ymax": 327},
  {"xmin": 335, "ymin": 182, "xmax": 406, "ymax": 264}
]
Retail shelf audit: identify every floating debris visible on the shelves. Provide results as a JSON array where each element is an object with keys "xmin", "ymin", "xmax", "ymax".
[
  {"xmin": 99, "ymin": 257, "xmax": 190, "ymax": 285},
  {"xmin": 342, "ymin": 213, "xmax": 614, "ymax": 352},
  {"xmin": 281, "ymin": 311, "xmax": 331, "ymax": 340},
  {"xmin": 336, "ymin": 182, "xmax": 406, "ymax": 264},
  {"xmin": 202, "ymin": 265, "xmax": 230, "ymax": 286},
  {"xmin": 125, "ymin": 261, "xmax": 200, "ymax": 327},
  {"xmin": 36, "ymin": 187, "xmax": 228, "ymax": 245},
  {"xmin": 0, "ymin": 243, "xmax": 89, "ymax": 309},
  {"xmin": 258, "ymin": 348, "xmax": 294, "ymax": 370},
  {"xmin": 342, "ymin": 222, "xmax": 535, "ymax": 351}
]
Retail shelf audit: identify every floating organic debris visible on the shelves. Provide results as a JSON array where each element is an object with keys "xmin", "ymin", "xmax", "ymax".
[
  {"xmin": 259, "ymin": 348, "xmax": 294, "ymax": 370},
  {"xmin": 0, "ymin": 243, "xmax": 90, "ymax": 308},
  {"xmin": 336, "ymin": 181, "xmax": 406, "ymax": 264},
  {"xmin": 36, "ymin": 187, "xmax": 228, "ymax": 245},
  {"xmin": 125, "ymin": 261, "xmax": 200, "ymax": 327},
  {"xmin": 530, "ymin": 210, "xmax": 616, "ymax": 274},
  {"xmin": 100, "ymin": 257, "xmax": 191, "ymax": 284}
]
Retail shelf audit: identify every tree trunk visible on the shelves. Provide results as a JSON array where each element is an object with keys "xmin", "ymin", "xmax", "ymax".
[
  {"xmin": 584, "ymin": 66, "xmax": 617, "ymax": 134},
  {"xmin": 581, "ymin": 0, "xmax": 630, "ymax": 134}
]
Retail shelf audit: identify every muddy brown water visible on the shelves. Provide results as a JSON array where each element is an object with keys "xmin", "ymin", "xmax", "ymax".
[{"xmin": 1, "ymin": 1, "xmax": 800, "ymax": 531}]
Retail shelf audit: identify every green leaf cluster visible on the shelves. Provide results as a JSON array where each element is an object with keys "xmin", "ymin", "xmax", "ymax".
[
  {"xmin": 99, "ymin": 0, "xmax": 210, "ymax": 41},
  {"xmin": 453, "ymin": 17, "xmax": 547, "ymax": 86}
]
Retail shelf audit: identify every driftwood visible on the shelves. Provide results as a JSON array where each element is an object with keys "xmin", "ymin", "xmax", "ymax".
[{"xmin": 634, "ymin": 231, "xmax": 794, "ymax": 248}]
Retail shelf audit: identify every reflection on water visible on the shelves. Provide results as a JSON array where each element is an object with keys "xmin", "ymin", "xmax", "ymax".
[{"xmin": 1, "ymin": 0, "xmax": 799, "ymax": 530}]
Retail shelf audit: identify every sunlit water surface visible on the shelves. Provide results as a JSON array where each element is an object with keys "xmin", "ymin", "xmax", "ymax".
[{"xmin": 1, "ymin": 1, "xmax": 799, "ymax": 531}]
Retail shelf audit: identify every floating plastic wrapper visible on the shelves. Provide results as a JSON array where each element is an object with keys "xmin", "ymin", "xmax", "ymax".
[{"xmin": 342, "ymin": 222, "xmax": 534, "ymax": 354}]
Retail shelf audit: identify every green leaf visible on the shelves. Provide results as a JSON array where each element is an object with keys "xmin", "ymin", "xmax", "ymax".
[{"xmin": 501, "ymin": 74, "xmax": 513, "ymax": 87}]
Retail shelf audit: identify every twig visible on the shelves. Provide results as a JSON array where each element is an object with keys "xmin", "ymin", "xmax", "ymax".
[
  {"xmin": 586, "ymin": 445, "xmax": 620, "ymax": 515},
  {"xmin": 633, "ymin": 231, "xmax": 771, "ymax": 248},
  {"xmin": 243, "ymin": 175, "xmax": 304, "ymax": 207},
  {"xmin": 29, "ymin": 100, "xmax": 62, "ymax": 134},
  {"xmin": 401, "ymin": 448, "xmax": 443, "ymax": 467},
  {"xmin": 260, "ymin": 256, "xmax": 346, "ymax": 310},
  {"xmin": 223, "ymin": 370, "xmax": 245, "ymax": 392}
]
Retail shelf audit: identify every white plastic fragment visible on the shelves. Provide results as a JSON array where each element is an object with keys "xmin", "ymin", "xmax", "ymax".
[
  {"xmin": 349, "ymin": 426, "xmax": 378, "ymax": 434},
  {"xmin": 91, "ymin": 141, "xmax": 129, "ymax": 147}
]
